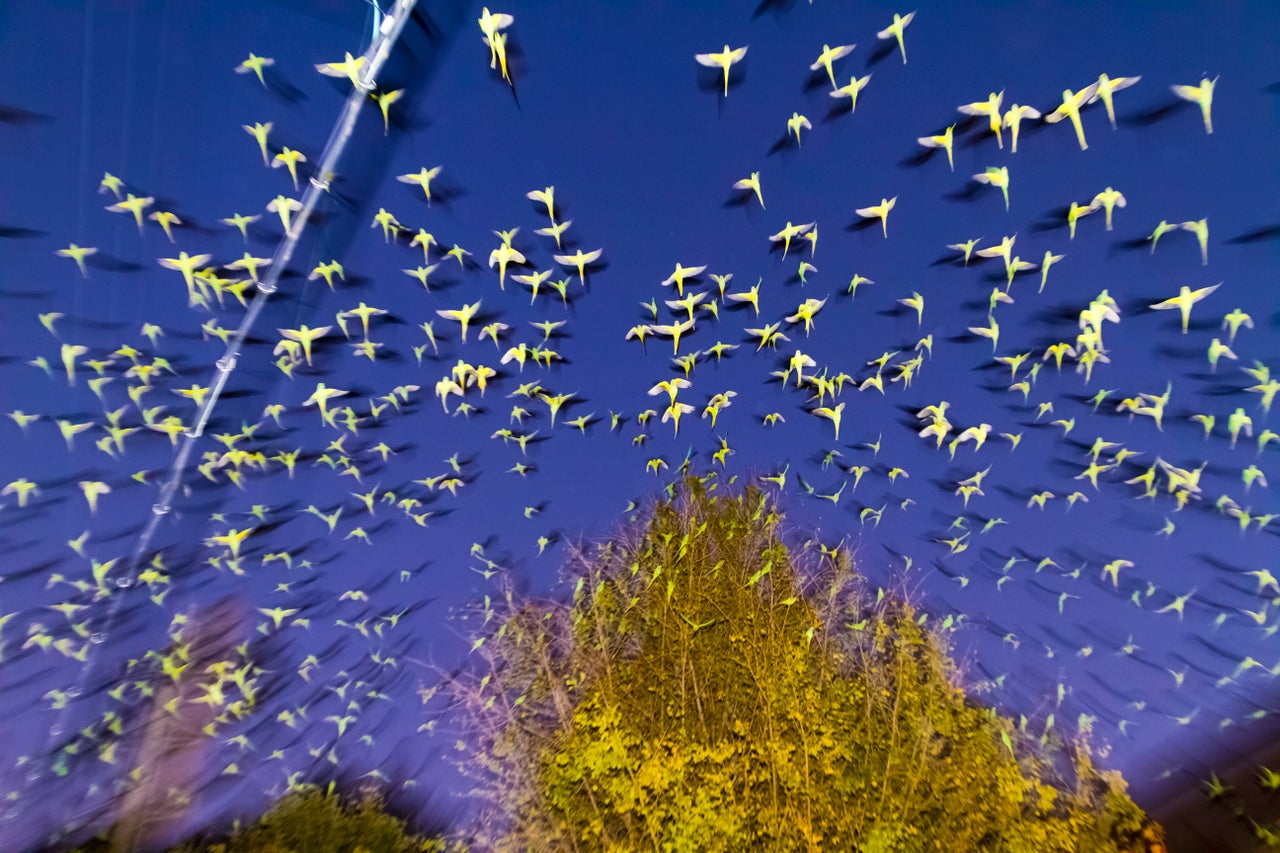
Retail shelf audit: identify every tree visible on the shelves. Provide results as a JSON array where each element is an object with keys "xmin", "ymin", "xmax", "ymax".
[{"xmin": 451, "ymin": 479, "xmax": 1164, "ymax": 851}]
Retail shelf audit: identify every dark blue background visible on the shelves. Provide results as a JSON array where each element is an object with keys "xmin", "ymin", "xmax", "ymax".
[{"xmin": 1, "ymin": 1, "xmax": 1277, "ymax": 847}]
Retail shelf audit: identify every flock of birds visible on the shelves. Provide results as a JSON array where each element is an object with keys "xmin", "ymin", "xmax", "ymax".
[{"xmin": 0, "ymin": 1, "xmax": 1277, "ymax": 845}]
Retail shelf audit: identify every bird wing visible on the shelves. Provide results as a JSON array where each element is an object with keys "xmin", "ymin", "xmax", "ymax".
[{"xmin": 1170, "ymin": 84, "xmax": 1203, "ymax": 101}]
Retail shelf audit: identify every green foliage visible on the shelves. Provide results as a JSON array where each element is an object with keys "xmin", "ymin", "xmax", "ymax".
[
  {"xmin": 165, "ymin": 788, "xmax": 448, "ymax": 853},
  {"xmin": 454, "ymin": 479, "xmax": 1164, "ymax": 851}
]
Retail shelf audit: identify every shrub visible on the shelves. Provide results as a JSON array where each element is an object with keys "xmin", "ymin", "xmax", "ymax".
[
  {"xmin": 170, "ymin": 788, "xmax": 443, "ymax": 853},
  {"xmin": 69, "ymin": 787, "xmax": 448, "ymax": 853}
]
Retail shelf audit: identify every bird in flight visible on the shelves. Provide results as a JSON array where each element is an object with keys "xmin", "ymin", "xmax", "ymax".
[
  {"xmin": 235, "ymin": 53, "xmax": 274, "ymax": 86},
  {"xmin": 398, "ymin": 166, "xmax": 443, "ymax": 205},
  {"xmin": 272, "ymin": 147, "xmax": 307, "ymax": 191},
  {"xmin": 228, "ymin": 251, "xmax": 272, "ymax": 284},
  {"xmin": 767, "ymin": 223, "xmax": 813, "ymax": 259},
  {"xmin": 1043, "ymin": 82, "xmax": 1100, "ymax": 150},
  {"xmin": 105, "ymin": 192, "xmax": 154, "ymax": 230},
  {"xmin": 371, "ymin": 88, "xmax": 403, "ymax": 134},
  {"xmin": 855, "ymin": 197, "xmax": 897, "ymax": 237},
  {"xmin": 315, "ymin": 51, "xmax": 366, "ymax": 88},
  {"xmin": 973, "ymin": 166, "xmax": 1010, "ymax": 211},
  {"xmin": 1171, "ymin": 77, "xmax": 1217, "ymax": 134},
  {"xmin": 148, "ymin": 210, "xmax": 182, "ymax": 242},
  {"xmin": 488, "ymin": 231, "xmax": 527, "ymax": 289},
  {"xmin": 1065, "ymin": 201, "xmax": 1097, "ymax": 240},
  {"xmin": 437, "ymin": 300, "xmax": 483, "ymax": 342},
  {"xmin": 830, "ymin": 74, "xmax": 872, "ymax": 114},
  {"xmin": 947, "ymin": 237, "xmax": 981, "ymax": 265},
  {"xmin": 553, "ymin": 248, "xmax": 604, "ymax": 287},
  {"xmin": 1091, "ymin": 187, "xmax": 1126, "ymax": 230},
  {"xmin": 917, "ymin": 124, "xmax": 954, "ymax": 170},
  {"xmin": 243, "ymin": 121, "xmax": 272, "ymax": 165},
  {"xmin": 99, "ymin": 172, "xmax": 124, "ymax": 200},
  {"xmin": 158, "ymin": 251, "xmax": 213, "ymax": 306},
  {"xmin": 56, "ymin": 244, "xmax": 97, "ymax": 278},
  {"xmin": 958, "ymin": 91, "xmax": 1004, "ymax": 148},
  {"xmin": 662, "ymin": 263, "xmax": 707, "ymax": 296},
  {"xmin": 310, "ymin": 260, "xmax": 345, "ymax": 290},
  {"xmin": 1090, "ymin": 73, "xmax": 1141, "ymax": 128},
  {"xmin": 812, "ymin": 402, "xmax": 845, "ymax": 440},
  {"xmin": 810, "ymin": 43, "xmax": 856, "ymax": 89},
  {"xmin": 1221, "ymin": 308, "xmax": 1253, "ymax": 345},
  {"xmin": 535, "ymin": 220, "xmax": 572, "ymax": 249},
  {"xmin": 220, "ymin": 212, "xmax": 260, "ymax": 241},
  {"xmin": 278, "ymin": 324, "xmax": 332, "ymax": 365},
  {"xmin": 1150, "ymin": 283, "xmax": 1221, "ymax": 333},
  {"xmin": 478, "ymin": 8, "xmax": 515, "ymax": 83},
  {"xmin": 785, "ymin": 296, "xmax": 828, "ymax": 336},
  {"xmin": 526, "ymin": 185, "xmax": 556, "ymax": 220},
  {"xmin": 1181, "ymin": 218, "xmax": 1210, "ymax": 265},
  {"xmin": 876, "ymin": 12, "xmax": 915, "ymax": 64},
  {"xmin": 695, "ymin": 44, "xmax": 748, "ymax": 96},
  {"xmin": 267, "ymin": 195, "xmax": 302, "ymax": 237},
  {"xmin": 787, "ymin": 112, "xmax": 812, "ymax": 146},
  {"xmin": 733, "ymin": 172, "xmax": 765, "ymax": 208},
  {"xmin": 1002, "ymin": 104, "xmax": 1040, "ymax": 153}
]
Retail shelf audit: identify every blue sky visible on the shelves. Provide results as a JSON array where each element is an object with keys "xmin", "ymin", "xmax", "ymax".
[{"xmin": 0, "ymin": 0, "xmax": 1277, "ymax": 845}]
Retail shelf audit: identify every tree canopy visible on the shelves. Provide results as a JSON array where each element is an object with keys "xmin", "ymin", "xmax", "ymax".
[{"xmin": 452, "ymin": 479, "xmax": 1165, "ymax": 851}]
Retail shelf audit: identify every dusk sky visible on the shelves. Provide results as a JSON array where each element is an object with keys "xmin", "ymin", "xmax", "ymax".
[{"xmin": 1, "ymin": 0, "xmax": 1277, "ymax": 847}]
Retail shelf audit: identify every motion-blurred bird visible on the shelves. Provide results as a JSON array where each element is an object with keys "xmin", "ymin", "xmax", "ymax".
[
  {"xmin": 917, "ymin": 125, "xmax": 954, "ymax": 170},
  {"xmin": 1043, "ymin": 82, "xmax": 1100, "ymax": 150},
  {"xmin": 235, "ymin": 53, "xmax": 274, "ymax": 86},
  {"xmin": 810, "ymin": 43, "xmax": 856, "ymax": 89},
  {"xmin": 1090, "ymin": 73, "xmax": 1141, "ymax": 128},
  {"xmin": 1091, "ymin": 187, "xmax": 1126, "ymax": 230},
  {"xmin": 437, "ymin": 300, "xmax": 483, "ymax": 342},
  {"xmin": 1220, "ymin": 308, "xmax": 1253, "ymax": 344},
  {"xmin": 553, "ymin": 247, "xmax": 604, "ymax": 286},
  {"xmin": 309, "ymin": 260, "xmax": 345, "ymax": 290},
  {"xmin": 371, "ymin": 88, "xmax": 402, "ymax": 134},
  {"xmin": 1181, "ymin": 218, "xmax": 1210, "ymax": 265},
  {"xmin": 898, "ymin": 291, "xmax": 924, "ymax": 325},
  {"xmin": 398, "ymin": 166, "xmax": 443, "ymax": 204},
  {"xmin": 278, "ymin": 325, "xmax": 332, "ymax": 365},
  {"xmin": 876, "ymin": 12, "xmax": 915, "ymax": 64},
  {"xmin": 272, "ymin": 147, "xmax": 307, "ymax": 191},
  {"xmin": 315, "ymin": 51, "xmax": 366, "ymax": 88},
  {"xmin": 1150, "ymin": 282, "xmax": 1221, "ymax": 334},
  {"xmin": 812, "ymin": 402, "xmax": 845, "ymax": 440},
  {"xmin": 855, "ymin": 196, "xmax": 897, "ymax": 237},
  {"xmin": 973, "ymin": 166, "xmax": 1010, "ymax": 211},
  {"xmin": 733, "ymin": 172, "xmax": 765, "ymax": 208},
  {"xmin": 486, "ymin": 230, "xmax": 523, "ymax": 290},
  {"xmin": 831, "ymin": 73, "xmax": 872, "ymax": 114},
  {"xmin": 1171, "ymin": 77, "xmax": 1217, "ymax": 134},
  {"xmin": 695, "ymin": 44, "xmax": 748, "ymax": 96},
  {"xmin": 1002, "ymin": 104, "xmax": 1040, "ymax": 153},
  {"xmin": 56, "ymin": 244, "xmax": 97, "ymax": 278},
  {"xmin": 105, "ymin": 192, "xmax": 153, "ymax": 230},
  {"xmin": 477, "ymin": 8, "xmax": 515, "ymax": 83},
  {"xmin": 958, "ymin": 91, "xmax": 1004, "ymax": 148},
  {"xmin": 243, "ymin": 121, "xmax": 272, "ymax": 165},
  {"xmin": 78, "ymin": 480, "xmax": 111, "ymax": 514},
  {"xmin": 787, "ymin": 112, "xmax": 812, "ymax": 146},
  {"xmin": 220, "ymin": 212, "xmax": 260, "ymax": 241}
]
